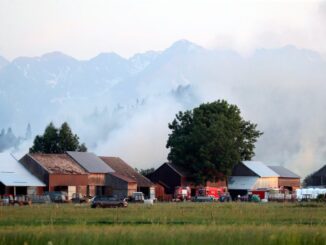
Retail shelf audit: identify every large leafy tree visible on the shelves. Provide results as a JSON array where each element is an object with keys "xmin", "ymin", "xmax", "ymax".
[
  {"xmin": 166, "ymin": 100, "xmax": 262, "ymax": 184},
  {"xmin": 29, "ymin": 122, "xmax": 87, "ymax": 153}
]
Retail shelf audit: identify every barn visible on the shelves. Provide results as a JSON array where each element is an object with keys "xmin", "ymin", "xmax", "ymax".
[
  {"xmin": 100, "ymin": 157, "xmax": 154, "ymax": 198},
  {"xmin": 305, "ymin": 165, "xmax": 326, "ymax": 187},
  {"xmin": 268, "ymin": 165, "xmax": 300, "ymax": 191},
  {"xmin": 67, "ymin": 152, "xmax": 114, "ymax": 196},
  {"xmin": 148, "ymin": 162, "xmax": 227, "ymax": 197},
  {"xmin": 0, "ymin": 153, "xmax": 45, "ymax": 196},
  {"xmin": 228, "ymin": 161, "xmax": 279, "ymax": 199},
  {"xmin": 19, "ymin": 153, "xmax": 88, "ymax": 198}
]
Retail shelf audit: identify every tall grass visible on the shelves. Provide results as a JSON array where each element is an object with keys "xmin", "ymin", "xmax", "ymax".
[{"xmin": 0, "ymin": 202, "xmax": 325, "ymax": 244}]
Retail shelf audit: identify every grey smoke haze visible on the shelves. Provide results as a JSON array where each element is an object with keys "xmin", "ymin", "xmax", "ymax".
[{"xmin": 1, "ymin": 40, "xmax": 326, "ymax": 178}]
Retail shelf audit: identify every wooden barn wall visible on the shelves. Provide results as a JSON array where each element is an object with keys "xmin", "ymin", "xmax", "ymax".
[
  {"xmin": 127, "ymin": 183, "xmax": 137, "ymax": 196},
  {"xmin": 49, "ymin": 174, "xmax": 88, "ymax": 187},
  {"xmin": 19, "ymin": 155, "xmax": 49, "ymax": 185},
  {"xmin": 88, "ymin": 173, "xmax": 106, "ymax": 186},
  {"xmin": 278, "ymin": 178, "xmax": 300, "ymax": 188},
  {"xmin": 253, "ymin": 177, "xmax": 278, "ymax": 189},
  {"xmin": 149, "ymin": 164, "xmax": 181, "ymax": 194}
]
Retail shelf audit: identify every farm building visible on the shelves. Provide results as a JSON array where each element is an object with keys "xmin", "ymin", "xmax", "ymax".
[
  {"xmin": 305, "ymin": 165, "xmax": 326, "ymax": 187},
  {"xmin": 228, "ymin": 161, "xmax": 279, "ymax": 199},
  {"xmin": 100, "ymin": 157, "xmax": 154, "ymax": 198},
  {"xmin": 19, "ymin": 153, "xmax": 88, "ymax": 198},
  {"xmin": 105, "ymin": 172, "xmax": 137, "ymax": 198},
  {"xmin": 268, "ymin": 165, "xmax": 300, "ymax": 190},
  {"xmin": 67, "ymin": 152, "xmax": 114, "ymax": 196},
  {"xmin": 148, "ymin": 162, "xmax": 227, "ymax": 197},
  {"xmin": 0, "ymin": 153, "xmax": 45, "ymax": 195}
]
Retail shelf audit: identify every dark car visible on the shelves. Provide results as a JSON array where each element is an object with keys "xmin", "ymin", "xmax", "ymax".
[
  {"xmin": 91, "ymin": 196, "xmax": 128, "ymax": 208},
  {"xmin": 71, "ymin": 193, "xmax": 88, "ymax": 203},
  {"xmin": 44, "ymin": 191, "xmax": 69, "ymax": 203}
]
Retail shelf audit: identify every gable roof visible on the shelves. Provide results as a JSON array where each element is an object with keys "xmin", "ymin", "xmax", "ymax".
[
  {"xmin": 0, "ymin": 153, "xmax": 45, "ymax": 186},
  {"xmin": 100, "ymin": 156, "xmax": 153, "ymax": 187},
  {"xmin": 268, "ymin": 166, "xmax": 300, "ymax": 178},
  {"xmin": 109, "ymin": 172, "xmax": 136, "ymax": 183},
  {"xmin": 311, "ymin": 165, "xmax": 326, "ymax": 177},
  {"xmin": 30, "ymin": 153, "xmax": 87, "ymax": 175},
  {"xmin": 67, "ymin": 152, "xmax": 114, "ymax": 174},
  {"xmin": 165, "ymin": 162, "xmax": 191, "ymax": 177},
  {"xmin": 228, "ymin": 176, "xmax": 259, "ymax": 190},
  {"xmin": 242, "ymin": 161, "xmax": 279, "ymax": 177}
]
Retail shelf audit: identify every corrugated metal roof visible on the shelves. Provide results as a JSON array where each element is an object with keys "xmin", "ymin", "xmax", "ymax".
[
  {"xmin": 268, "ymin": 166, "xmax": 300, "ymax": 178},
  {"xmin": 228, "ymin": 176, "xmax": 259, "ymax": 190},
  {"xmin": 242, "ymin": 161, "xmax": 279, "ymax": 177},
  {"xmin": 67, "ymin": 152, "xmax": 114, "ymax": 173},
  {"xmin": 0, "ymin": 153, "xmax": 45, "ymax": 187}
]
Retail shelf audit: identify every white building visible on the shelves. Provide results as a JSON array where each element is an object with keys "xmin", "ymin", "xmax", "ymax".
[{"xmin": 0, "ymin": 153, "xmax": 45, "ymax": 195}]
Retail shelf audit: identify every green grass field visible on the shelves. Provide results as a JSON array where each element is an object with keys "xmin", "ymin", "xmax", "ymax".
[{"xmin": 0, "ymin": 202, "xmax": 325, "ymax": 245}]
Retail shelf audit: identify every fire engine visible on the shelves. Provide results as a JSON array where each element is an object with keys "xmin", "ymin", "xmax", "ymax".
[{"xmin": 196, "ymin": 186, "xmax": 225, "ymax": 200}]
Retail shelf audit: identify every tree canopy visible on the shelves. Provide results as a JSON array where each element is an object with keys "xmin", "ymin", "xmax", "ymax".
[
  {"xmin": 166, "ymin": 100, "xmax": 262, "ymax": 184},
  {"xmin": 29, "ymin": 122, "xmax": 87, "ymax": 153}
]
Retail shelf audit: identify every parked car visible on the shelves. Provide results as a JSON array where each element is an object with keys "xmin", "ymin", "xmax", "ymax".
[
  {"xmin": 219, "ymin": 192, "xmax": 232, "ymax": 202},
  {"xmin": 28, "ymin": 194, "xmax": 51, "ymax": 204},
  {"xmin": 71, "ymin": 193, "xmax": 88, "ymax": 203},
  {"xmin": 91, "ymin": 196, "xmax": 128, "ymax": 208},
  {"xmin": 44, "ymin": 191, "xmax": 69, "ymax": 203},
  {"xmin": 128, "ymin": 192, "xmax": 145, "ymax": 203}
]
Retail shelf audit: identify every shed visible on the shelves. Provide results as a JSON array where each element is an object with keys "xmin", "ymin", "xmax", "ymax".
[
  {"xmin": 67, "ymin": 152, "xmax": 114, "ymax": 196},
  {"xmin": 106, "ymin": 172, "xmax": 137, "ymax": 198},
  {"xmin": 0, "ymin": 153, "xmax": 45, "ymax": 195},
  {"xmin": 268, "ymin": 165, "xmax": 300, "ymax": 190},
  {"xmin": 20, "ymin": 153, "xmax": 88, "ymax": 198},
  {"xmin": 100, "ymin": 156, "xmax": 154, "ymax": 198}
]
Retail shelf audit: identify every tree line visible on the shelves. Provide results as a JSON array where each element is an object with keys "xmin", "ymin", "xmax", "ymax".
[{"xmin": 0, "ymin": 124, "xmax": 32, "ymax": 152}]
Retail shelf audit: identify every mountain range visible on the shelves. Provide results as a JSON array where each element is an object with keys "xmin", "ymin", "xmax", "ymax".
[{"xmin": 1, "ymin": 40, "xmax": 326, "ymax": 176}]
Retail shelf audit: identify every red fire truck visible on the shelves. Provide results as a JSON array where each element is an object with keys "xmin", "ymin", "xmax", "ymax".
[{"xmin": 196, "ymin": 187, "xmax": 225, "ymax": 200}]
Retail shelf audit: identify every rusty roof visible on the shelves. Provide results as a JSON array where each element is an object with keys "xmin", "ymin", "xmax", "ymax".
[
  {"xmin": 29, "ymin": 153, "xmax": 87, "ymax": 175},
  {"xmin": 100, "ymin": 156, "xmax": 153, "ymax": 187}
]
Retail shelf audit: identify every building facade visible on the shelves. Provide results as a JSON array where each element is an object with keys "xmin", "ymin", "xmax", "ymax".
[
  {"xmin": 20, "ymin": 153, "xmax": 88, "ymax": 199},
  {"xmin": 67, "ymin": 152, "xmax": 114, "ymax": 196}
]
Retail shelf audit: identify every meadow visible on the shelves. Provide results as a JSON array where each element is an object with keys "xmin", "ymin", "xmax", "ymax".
[{"xmin": 0, "ymin": 202, "xmax": 325, "ymax": 245}]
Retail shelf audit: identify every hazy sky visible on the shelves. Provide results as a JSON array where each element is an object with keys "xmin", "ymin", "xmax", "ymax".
[{"xmin": 0, "ymin": 0, "xmax": 326, "ymax": 60}]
